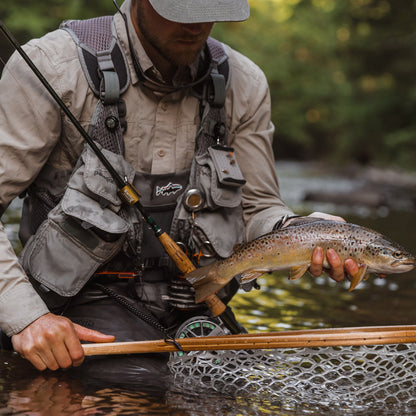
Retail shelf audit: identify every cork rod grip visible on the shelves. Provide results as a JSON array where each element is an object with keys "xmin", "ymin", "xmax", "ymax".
[{"xmin": 157, "ymin": 232, "xmax": 226, "ymax": 316}]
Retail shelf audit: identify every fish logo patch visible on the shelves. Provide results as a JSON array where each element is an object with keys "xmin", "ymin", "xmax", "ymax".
[{"xmin": 155, "ymin": 182, "xmax": 183, "ymax": 197}]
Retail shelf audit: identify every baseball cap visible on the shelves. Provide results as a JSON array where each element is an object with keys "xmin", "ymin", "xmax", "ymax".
[{"xmin": 148, "ymin": 0, "xmax": 250, "ymax": 24}]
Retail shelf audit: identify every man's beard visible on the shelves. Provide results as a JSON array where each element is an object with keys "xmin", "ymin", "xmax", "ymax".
[{"xmin": 135, "ymin": 7, "xmax": 207, "ymax": 68}]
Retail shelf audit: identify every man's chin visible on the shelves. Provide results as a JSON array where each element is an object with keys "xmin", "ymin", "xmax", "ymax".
[
  {"xmin": 169, "ymin": 52, "xmax": 201, "ymax": 68},
  {"xmin": 165, "ymin": 42, "xmax": 205, "ymax": 66}
]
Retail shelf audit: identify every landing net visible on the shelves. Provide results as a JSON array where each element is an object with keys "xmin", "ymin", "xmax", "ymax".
[{"xmin": 168, "ymin": 342, "xmax": 416, "ymax": 411}]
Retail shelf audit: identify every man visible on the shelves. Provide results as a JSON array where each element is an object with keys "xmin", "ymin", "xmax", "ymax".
[{"xmin": 0, "ymin": 0, "xmax": 358, "ymax": 374}]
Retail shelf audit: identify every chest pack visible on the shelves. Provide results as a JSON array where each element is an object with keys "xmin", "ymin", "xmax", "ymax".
[{"xmin": 60, "ymin": 15, "xmax": 243, "ymax": 260}]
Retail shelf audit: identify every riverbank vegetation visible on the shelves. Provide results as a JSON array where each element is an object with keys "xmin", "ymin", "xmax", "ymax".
[{"xmin": 1, "ymin": 0, "xmax": 415, "ymax": 169}]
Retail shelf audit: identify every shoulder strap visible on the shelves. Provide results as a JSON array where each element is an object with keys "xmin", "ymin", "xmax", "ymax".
[
  {"xmin": 192, "ymin": 37, "xmax": 230, "ymax": 154},
  {"xmin": 196, "ymin": 37, "xmax": 230, "ymax": 110},
  {"xmin": 207, "ymin": 37, "xmax": 230, "ymax": 83},
  {"xmin": 207, "ymin": 37, "xmax": 230, "ymax": 91},
  {"xmin": 60, "ymin": 16, "xmax": 130, "ymax": 102},
  {"xmin": 60, "ymin": 16, "xmax": 130, "ymax": 155},
  {"xmin": 170, "ymin": 38, "xmax": 232, "ymax": 242}
]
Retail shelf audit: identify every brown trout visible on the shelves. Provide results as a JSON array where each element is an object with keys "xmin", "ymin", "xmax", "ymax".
[{"xmin": 186, "ymin": 219, "xmax": 416, "ymax": 303}]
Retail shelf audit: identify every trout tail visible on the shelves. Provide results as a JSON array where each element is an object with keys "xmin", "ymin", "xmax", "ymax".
[{"xmin": 185, "ymin": 264, "xmax": 226, "ymax": 304}]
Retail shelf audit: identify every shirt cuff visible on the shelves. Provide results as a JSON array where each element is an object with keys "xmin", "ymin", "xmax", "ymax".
[
  {"xmin": 245, "ymin": 206, "xmax": 295, "ymax": 241},
  {"xmin": 0, "ymin": 281, "xmax": 49, "ymax": 336}
]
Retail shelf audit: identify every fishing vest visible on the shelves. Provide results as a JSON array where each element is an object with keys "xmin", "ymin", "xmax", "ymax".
[{"xmin": 19, "ymin": 16, "xmax": 245, "ymax": 306}]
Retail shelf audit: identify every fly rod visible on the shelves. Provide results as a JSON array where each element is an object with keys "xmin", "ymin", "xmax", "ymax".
[
  {"xmin": 82, "ymin": 325, "xmax": 416, "ymax": 355},
  {"xmin": 0, "ymin": 20, "xmax": 239, "ymax": 332}
]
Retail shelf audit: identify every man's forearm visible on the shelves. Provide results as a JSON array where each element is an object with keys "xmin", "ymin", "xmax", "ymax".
[{"xmin": 0, "ymin": 221, "xmax": 49, "ymax": 336}]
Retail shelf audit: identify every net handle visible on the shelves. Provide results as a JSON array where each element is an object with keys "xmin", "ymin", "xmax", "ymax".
[{"xmin": 83, "ymin": 325, "xmax": 416, "ymax": 356}]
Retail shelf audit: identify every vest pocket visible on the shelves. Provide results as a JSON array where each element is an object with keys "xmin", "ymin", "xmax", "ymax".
[
  {"xmin": 172, "ymin": 151, "xmax": 246, "ymax": 259},
  {"xmin": 19, "ymin": 144, "xmax": 134, "ymax": 297},
  {"xmin": 195, "ymin": 153, "xmax": 243, "ymax": 210},
  {"xmin": 20, "ymin": 208, "xmax": 126, "ymax": 297},
  {"xmin": 193, "ymin": 206, "xmax": 244, "ymax": 259}
]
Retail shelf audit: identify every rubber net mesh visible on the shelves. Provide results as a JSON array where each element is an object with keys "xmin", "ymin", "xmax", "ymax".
[{"xmin": 168, "ymin": 343, "xmax": 416, "ymax": 411}]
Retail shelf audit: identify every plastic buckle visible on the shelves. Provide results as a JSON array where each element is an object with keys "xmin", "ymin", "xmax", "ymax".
[{"xmin": 208, "ymin": 73, "xmax": 226, "ymax": 108}]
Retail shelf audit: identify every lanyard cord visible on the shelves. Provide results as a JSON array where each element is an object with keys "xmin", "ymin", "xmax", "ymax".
[{"xmin": 95, "ymin": 283, "xmax": 183, "ymax": 351}]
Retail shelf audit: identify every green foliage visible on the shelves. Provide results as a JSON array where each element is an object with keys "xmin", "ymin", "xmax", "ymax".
[
  {"xmin": 0, "ymin": 0, "xmax": 415, "ymax": 168},
  {"xmin": 0, "ymin": 0, "xmax": 115, "ymax": 40},
  {"xmin": 213, "ymin": 0, "xmax": 416, "ymax": 168},
  {"xmin": 0, "ymin": 0, "xmax": 116, "ymax": 62}
]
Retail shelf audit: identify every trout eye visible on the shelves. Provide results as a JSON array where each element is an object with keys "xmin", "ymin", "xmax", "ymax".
[{"xmin": 393, "ymin": 251, "xmax": 403, "ymax": 259}]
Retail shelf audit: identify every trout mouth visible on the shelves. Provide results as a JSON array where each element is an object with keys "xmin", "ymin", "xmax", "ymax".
[{"xmin": 391, "ymin": 260, "xmax": 416, "ymax": 268}]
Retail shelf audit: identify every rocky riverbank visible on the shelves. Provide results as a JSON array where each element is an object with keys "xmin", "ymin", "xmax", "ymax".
[{"xmin": 276, "ymin": 162, "xmax": 416, "ymax": 214}]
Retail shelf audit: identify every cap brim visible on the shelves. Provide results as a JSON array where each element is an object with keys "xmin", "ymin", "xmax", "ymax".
[{"xmin": 148, "ymin": 0, "xmax": 250, "ymax": 24}]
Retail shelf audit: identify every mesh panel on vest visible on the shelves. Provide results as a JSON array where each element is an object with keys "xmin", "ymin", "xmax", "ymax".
[
  {"xmin": 28, "ymin": 193, "xmax": 62, "ymax": 237},
  {"xmin": 89, "ymin": 100, "xmax": 125, "ymax": 155},
  {"xmin": 207, "ymin": 38, "xmax": 227, "ymax": 64},
  {"xmin": 67, "ymin": 16, "xmax": 114, "ymax": 52},
  {"xmin": 194, "ymin": 109, "xmax": 224, "ymax": 157}
]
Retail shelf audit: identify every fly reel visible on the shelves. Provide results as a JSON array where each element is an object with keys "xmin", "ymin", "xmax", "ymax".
[
  {"xmin": 174, "ymin": 316, "xmax": 230, "ymax": 357},
  {"xmin": 175, "ymin": 316, "xmax": 230, "ymax": 339}
]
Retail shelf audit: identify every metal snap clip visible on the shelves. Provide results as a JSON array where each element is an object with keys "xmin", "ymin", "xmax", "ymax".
[{"xmin": 199, "ymin": 240, "xmax": 216, "ymax": 258}]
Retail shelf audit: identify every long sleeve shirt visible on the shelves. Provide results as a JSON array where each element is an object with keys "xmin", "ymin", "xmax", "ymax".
[{"xmin": 0, "ymin": 0, "xmax": 293, "ymax": 336}]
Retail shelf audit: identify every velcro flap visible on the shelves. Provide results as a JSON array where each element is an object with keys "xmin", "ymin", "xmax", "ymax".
[
  {"xmin": 61, "ymin": 189, "xmax": 129, "ymax": 234},
  {"xmin": 83, "ymin": 144, "xmax": 136, "ymax": 206},
  {"xmin": 208, "ymin": 145, "xmax": 246, "ymax": 187}
]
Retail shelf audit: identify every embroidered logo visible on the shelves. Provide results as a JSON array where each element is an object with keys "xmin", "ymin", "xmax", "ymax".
[{"xmin": 155, "ymin": 182, "xmax": 183, "ymax": 197}]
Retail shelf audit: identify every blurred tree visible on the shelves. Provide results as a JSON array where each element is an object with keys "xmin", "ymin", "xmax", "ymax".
[
  {"xmin": 0, "ymin": 0, "xmax": 115, "ymax": 38},
  {"xmin": 213, "ymin": 0, "xmax": 416, "ymax": 168},
  {"xmin": 334, "ymin": 0, "xmax": 416, "ymax": 168},
  {"xmin": 0, "ymin": 0, "xmax": 116, "ymax": 63}
]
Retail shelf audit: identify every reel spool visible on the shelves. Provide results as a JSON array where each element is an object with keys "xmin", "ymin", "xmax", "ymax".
[
  {"xmin": 175, "ymin": 316, "xmax": 230, "ymax": 339},
  {"xmin": 174, "ymin": 316, "xmax": 230, "ymax": 357}
]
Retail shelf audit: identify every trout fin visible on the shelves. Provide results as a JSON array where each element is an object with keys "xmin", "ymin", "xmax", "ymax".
[
  {"xmin": 186, "ymin": 264, "xmax": 230, "ymax": 303},
  {"xmin": 348, "ymin": 264, "xmax": 369, "ymax": 291},
  {"xmin": 193, "ymin": 268, "xmax": 263, "ymax": 304},
  {"xmin": 186, "ymin": 264, "xmax": 218, "ymax": 287},
  {"xmin": 194, "ymin": 282, "xmax": 228, "ymax": 304},
  {"xmin": 289, "ymin": 265, "xmax": 309, "ymax": 281},
  {"xmin": 240, "ymin": 269, "xmax": 268, "ymax": 283}
]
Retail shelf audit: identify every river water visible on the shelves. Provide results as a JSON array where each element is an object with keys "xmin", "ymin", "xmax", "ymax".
[{"xmin": 0, "ymin": 161, "xmax": 415, "ymax": 415}]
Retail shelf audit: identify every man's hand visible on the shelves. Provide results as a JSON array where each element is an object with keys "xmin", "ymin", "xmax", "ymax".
[
  {"xmin": 11, "ymin": 313, "xmax": 115, "ymax": 371},
  {"xmin": 284, "ymin": 211, "xmax": 359, "ymax": 282},
  {"xmin": 310, "ymin": 246, "xmax": 359, "ymax": 281}
]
